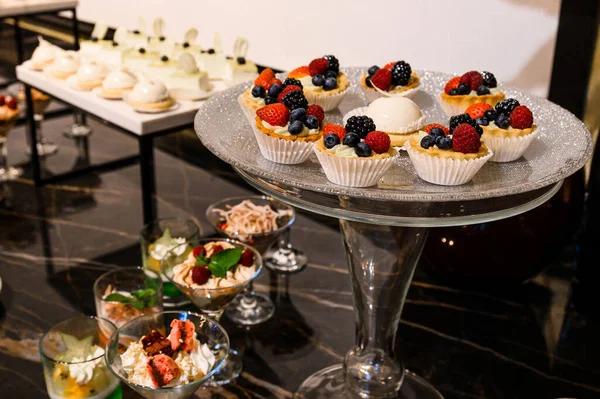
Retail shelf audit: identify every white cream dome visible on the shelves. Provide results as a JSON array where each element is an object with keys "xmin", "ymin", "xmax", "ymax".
[
  {"xmin": 76, "ymin": 61, "xmax": 109, "ymax": 82},
  {"xmin": 366, "ymin": 97, "xmax": 426, "ymax": 134},
  {"xmin": 103, "ymin": 68, "xmax": 138, "ymax": 90},
  {"xmin": 128, "ymin": 80, "xmax": 169, "ymax": 103}
]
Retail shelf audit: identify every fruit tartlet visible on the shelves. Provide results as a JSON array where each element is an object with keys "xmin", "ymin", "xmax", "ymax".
[
  {"xmin": 0, "ymin": 95, "xmax": 20, "ymax": 136},
  {"xmin": 466, "ymin": 99, "xmax": 537, "ymax": 162},
  {"xmin": 252, "ymin": 91, "xmax": 325, "ymax": 164},
  {"xmin": 439, "ymin": 71, "xmax": 505, "ymax": 116},
  {"xmin": 361, "ymin": 61, "xmax": 420, "ymax": 102},
  {"xmin": 286, "ymin": 55, "xmax": 350, "ymax": 111},
  {"xmin": 314, "ymin": 123, "xmax": 398, "ymax": 187},
  {"xmin": 237, "ymin": 68, "xmax": 281, "ymax": 123},
  {"xmin": 405, "ymin": 118, "xmax": 493, "ymax": 186}
]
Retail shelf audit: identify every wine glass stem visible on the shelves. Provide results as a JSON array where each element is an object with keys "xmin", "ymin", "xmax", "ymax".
[{"xmin": 340, "ymin": 219, "xmax": 429, "ymax": 398}]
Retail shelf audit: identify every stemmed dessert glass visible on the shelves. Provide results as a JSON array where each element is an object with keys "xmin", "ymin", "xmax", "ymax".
[
  {"xmin": 105, "ymin": 311, "xmax": 229, "ymax": 399},
  {"xmin": 161, "ymin": 238, "xmax": 262, "ymax": 385},
  {"xmin": 205, "ymin": 195, "xmax": 295, "ymax": 326},
  {"xmin": 263, "ymin": 227, "xmax": 308, "ymax": 273},
  {"xmin": 0, "ymin": 108, "xmax": 22, "ymax": 181}
]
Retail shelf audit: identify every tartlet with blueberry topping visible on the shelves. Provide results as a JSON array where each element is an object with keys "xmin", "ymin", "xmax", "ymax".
[
  {"xmin": 467, "ymin": 99, "xmax": 537, "ymax": 162},
  {"xmin": 405, "ymin": 120, "xmax": 493, "ymax": 186},
  {"xmin": 360, "ymin": 61, "xmax": 420, "ymax": 102},
  {"xmin": 438, "ymin": 71, "xmax": 505, "ymax": 116},
  {"xmin": 313, "ymin": 123, "xmax": 398, "ymax": 187},
  {"xmin": 238, "ymin": 68, "xmax": 282, "ymax": 122}
]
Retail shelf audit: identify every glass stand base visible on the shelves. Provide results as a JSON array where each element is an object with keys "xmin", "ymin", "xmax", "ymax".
[
  {"xmin": 294, "ymin": 364, "xmax": 443, "ymax": 399},
  {"xmin": 264, "ymin": 247, "xmax": 308, "ymax": 273},
  {"xmin": 26, "ymin": 142, "xmax": 58, "ymax": 158},
  {"xmin": 63, "ymin": 124, "xmax": 93, "ymax": 138},
  {"xmin": 207, "ymin": 349, "xmax": 242, "ymax": 386},
  {"xmin": 224, "ymin": 292, "xmax": 275, "ymax": 326},
  {"xmin": 0, "ymin": 167, "xmax": 23, "ymax": 181}
]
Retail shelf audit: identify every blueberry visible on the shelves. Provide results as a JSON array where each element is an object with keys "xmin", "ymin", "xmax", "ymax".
[
  {"xmin": 305, "ymin": 115, "xmax": 319, "ymax": 129},
  {"xmin": 484, "ymin": 109, "xmax": 497, "ymax": 121},
  {"xmin": 365, "ymin": 76, "xmax": 373, "ymax": 88},
  {"xmin": 251, "ymin": 85, "xmax": 266, "ymax": 98},
  {"xmin": 133, "ymin": 30, "xmax": 140, "ymax": 34},
  {"xmin": 355, "ymin": 142, "xmax": 372, "ymax": 157},
  {"xmin": 268, "ymin": 84, "xmax": 283, "ymax": 98},
  {"xmin": 138, "ymin": 48, "xmax": 146, "ymax": 54},
  {"xmin": 436, "ymin": 136, "xmax": 453, "ymax": 150},
  {"xmin": 324, "ymin": 133, "xmax": 341, "ymax": 148},
  {"xmin": 448, "ymin": 88, "xmax": 458, "ymax": 95},
  {"xmin": 476, "ymin": 85, "xmax": 490, "ymax": 95},
  {"xmin": 342, "ymin": 132, "xmax": 361, "ymax": 147},
  {"xmin": 476, "ymin": 117, "xmax": 489, "ymax": 126},
  {"xmin": 159, "ymin": 36, "xmax": 166, "ymax": 41},
  {"xmin": 368, "ymin": 65, "xmax": 380, "ymax": 76},
  {"xmin": 288, "ymin": 120, "xmax": 305, "ymax": 135},
  {"xmin": 429, "ymin": 127, "xmax": 445, "ymax": 138},
  {"xmin": 290, "ymin": 108, "xmax": 307, "ymax": 123},
  {"xmin": 183, "ymin": 42, "xmax": 190, "ymax": 48},
  {"xmin": 326, "ymin": 70, "xmax": 338, "ymax": 79},
  {"xmin": 420, "ymin": 135, "xmax": 435, "ymax": 149},
  {"xmin": 161, "ymin": 55, "xmax": 169, "ymax": 62},
  {"xmin": 237, "ymin": 57, "xmax": 246, "ymax": 65},
  {"xmin": 91, "ymin": 36, "xmax": 99, "ymax": 42},
  {"xmin": 496, "ymin": 114, "xmax": 510, "ymax": 129},
  {"xmin": 207, "ymin": 48, "xmax": 215, "ymax": 54},
  {"xmin": 457, "ymin": 83, "xmax": 470, "ymax": 95},
  {"xmin": 265, "ymin": 96, "xmax": 277, "ymax": 105},
  {"xmin": 475, "ymin": 125, "xmax": 483, "ymax": 136},
  {"xmin": 312, "ymin": 74, "xmax": 325, "ymax": 87},
  {"xmin": 112, "ymin": 41, "xmax": 119, "ymax": 47},
  {"xmin": 323, "ymin": 77, "xmax": 338, "ymax": 91}
]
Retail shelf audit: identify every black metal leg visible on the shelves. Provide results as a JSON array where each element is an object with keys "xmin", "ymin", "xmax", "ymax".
[
  {"xmin": 25, "ymin": 85, "xmax": 42, "ymax": 185},
  {"xmin": 139, "ymin": 135, "xmax": 157, "ymax": 224},
  {"xmin": 72, "ymin": 8, "xmax": 80, "ymax": 50},
  {"xmin": 13, "ymin": 16, "xmax": 24, "ymax": 65}
]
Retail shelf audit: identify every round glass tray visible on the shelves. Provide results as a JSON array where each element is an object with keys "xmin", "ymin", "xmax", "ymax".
[{"xmin": 195, "ymin": 68, "xmax": 592, "ymax": 204}]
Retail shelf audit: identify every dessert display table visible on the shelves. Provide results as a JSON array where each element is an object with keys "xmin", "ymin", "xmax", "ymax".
[
  {"xmin": 194, "ymin": 69, "xmax": 592, "ymax": 398},
  {"xmin": 16, "ymin": 64, "xmax": 227, "ymax": 223}
]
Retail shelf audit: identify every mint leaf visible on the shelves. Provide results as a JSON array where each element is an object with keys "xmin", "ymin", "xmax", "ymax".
[
  {"xmin": 207, "ymin": 262, "xmax": 229, "ymax": 278},
  {"xmin": 195, "ymin": 254, "xmax": 208, "ymax": 266},
  {"xmin": 132, "ymin": 288, "xmax": 156, "ymax": 301},
  {"xmin": 207, "ymin": 248, "xmax": 242, "ymax": 278},
  {"xmin": 104, "ymin": 293, "xmax": 134, "ymax": 304},
  {"xmin": 130, "ymin": 299, "xmax": 146, "ymax": 311}
]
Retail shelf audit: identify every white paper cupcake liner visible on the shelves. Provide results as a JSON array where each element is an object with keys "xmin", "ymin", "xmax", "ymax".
[
  {"xmin": 237, "ymin": 94, "xmax": 258, "ymax": 125},
  {"xmin": 361, "ymin": 83, "xmax": 420, "ymax": 103},
  {"xmin": 304, "ymin": 88, "xmax": 348, "ymax": 112},
  {"xmin": 314, "ymin": 147, "xmax": 398, "ymax": 187},
  {"xmin": 404, "ymin": 143, "xmax": 493, "ymax": 186},
  {"xmin": 437, "ymin": 97, "xmax": 468, "ymax": 117},
  {"xmin": 251, "ymin": 124, "xmax": 316, "ymax": 164},
  {"xmin": 483, "ymin": 130, "xmax": 538, "ymax": 162}
]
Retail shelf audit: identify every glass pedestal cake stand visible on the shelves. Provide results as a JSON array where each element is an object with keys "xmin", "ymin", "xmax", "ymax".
[{"xmin": 194, "ymin": 68, "xmax": 593, "ymax": 398}]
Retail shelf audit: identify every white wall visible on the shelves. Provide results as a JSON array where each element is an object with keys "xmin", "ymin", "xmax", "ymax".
[{"xmin": 77, "ymin": 0, "xmax": 561, "ymax": 97}]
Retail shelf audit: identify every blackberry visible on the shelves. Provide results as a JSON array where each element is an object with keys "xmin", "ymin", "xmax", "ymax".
[
  {"xmin": 482, "ymin": 71, "xmax": 497, "ymax": 88},
  {"xmin": 282, "ymin": 90, "xmax": 308, "ymax": 111},
  {"xmin": 391, "ymin": 61, "xmax": 412, "ymax": 86},
  {"xmin": 495, "ymin": 98, "xmax": 520, "ymax": 116},
  {"xmin": 449, "ymin": 113, "xmax": 482, "ymax": 135},
  {"xmin": 324, "ymin": 55, "xmax": 339, "ymax": 73},
  {"xmin": 283, "ymin": 77, "xmax": 303, "ymax": 89},
  {"xmin": 345, "ymin": 115, "xmax": 376, "ymax": 139}
]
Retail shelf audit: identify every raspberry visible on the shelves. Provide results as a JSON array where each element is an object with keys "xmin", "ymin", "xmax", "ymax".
[
  {"xmin": 323, "ymin": 123, "xmax": 346, "ymax": 141},
  {"xmin": 444, "ymin": 77, "xmax": 460, "ymax": 94},
  {"xmin": 308, "ymin": 58, "xmax": 328, "ymax": 77},
  {"xmin": 191, "ymin": 266, "xmax": 211, "ymax": 285},
  {"xmin": 383, "ymin": 62, "xmax": 395, "ymax": 71},
  {"xmin": 288, "ymin": 66, "xmax": 310, "ymax": 78},
  {"xmin": 192, "ymin": 246, "xmax": 206, "ymax": 257},
  {"xmin": 276, "ymin": 85, "xmax": 302, "ymax": 102},
  {"xmin": 425, "ymin": 123, "xmax": 449, "ymax": 136},
  {"xmin": 452, "ymin": 124, "xmax": 481, "ymax": 154},
  {"xmin": 371, "ymin": 68, "xmax": 392, "ymax": 91},
  {"xmin": 6, "ymin": 97, "xmax": 17, "ymax": 110},
  {"xmin": 256, "ymin": 103, "xmax": 289, "ymax": 127},
  {"xmin": 0, "ymin": 95, "xmax": 5, "ymax": 106},
  {"xmin": 254, "ymin": 68, "xmax": 275, "ymax": 90},
  {"xmin": 465, "ymin": 103, "xmax": 493, "ymax": 120},
  {"xmin": 306, "ymin": 104, "xmax": 325, "ymax": 123},
  {"xmin": 364, "ymin": 131, "xmax": 391, "ymax": 154},
  {"xmin": 509, "ymin": 105, "xmax": 533, "ymax": 129},
  {"xmin": 240, "ymin": 249, "xmax": 254, "ymax": 267},
  {"xmin": 211, "ymin": 245, "xmax": 223, "ymax": 255},
  {"xmin": 459, "ymin": 71, "xmax": 483, "ymax": 91}
]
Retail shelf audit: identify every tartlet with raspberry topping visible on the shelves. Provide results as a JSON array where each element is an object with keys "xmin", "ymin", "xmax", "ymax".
[
  {"xmin": 238, "ymin": 68, "xmax": 281, "ymax": 122},
  {"xmin": 439, "ymin": 71, "xmax": 505, "ymax": 116},
  {"xmin": 360, "ymin": 61, "xmax": 420, "ymax": 103}
]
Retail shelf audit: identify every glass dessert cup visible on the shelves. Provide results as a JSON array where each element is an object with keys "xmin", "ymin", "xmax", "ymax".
[
  {"xmin": 64, "ymin": 110, "xmax": 93, "ymax": 138},
  {"xmin": 0, "ymin": 118, "xmax": 22, "ymax": 181},
  {"xmin": 140, "ymin": 218, "xmax": 200, "ymax": 307},
  {"xmin": 205, "ymin": 195, "xmax": 295, "ymax": 325},
  {"xmin": 105, "ymin": 311, "xmax": 229, "ymax": 399},
  {"xmin": 40, "ymin": 316, "xmax": 121, "ymax": 399},
  {"xmin": 93, "ymin": 267, "xmax": 164, "ymax": 328},
  {"xmin": 161, "ymin": 238, "xmax": 262, "ymax": 385}
]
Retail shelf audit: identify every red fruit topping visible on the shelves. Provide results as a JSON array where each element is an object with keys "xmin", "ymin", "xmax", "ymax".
[
  {"xmin": 254, "ymin": 68, "xmax": 276, "ymax": 90},
  {"xmin": 308, "ymin": 58, "xmax": 329, "ymax": 77},
  {"xmin": 383, "ymin": 62, "xmax": 396, "ymax": 71},
  {"xmin": 212, "ymin": 245, "xmax": 223, "ymax": 255},
  {"xmin": 217, "ymin": 222, "xmax": 227, "ymax": 230},
  {"xmin": 306, "ymin": 104, "xmax": 325, "ymax": 123},
  {"xmin": 288, "ymin": 66, "xmax": 310, "ymax": 78},
  {"xmin": 240, "ymin": 249, "xmax": 254, "ymax": 267},
  {"xmin": 272, "ymin": 78, "xmax": 283, "ymax": 86},
  {"xmin": 169, "ymin": 319, "xmax": 196, "ymax": 352},
  {"xmin": 465, "ymin": 103, "xmax": 493, "ymax": 120},
  {"xmin": 459, "ymin": 71, "xmax": 483, "ymax": 91},
  {"xmin": 0, "ymin": 95, "xmax": 5, "ymax": 106},
  {"xmin": 6, "ymin": 97, "xmax": 17, "ymax": 110},
  {"xmin": 191, "ymin": 266, "xmax": 211, "ymax": 285},
  {"xmin": 444, "ymin": 77, "xmax": 461, "ymax": 94},
  {"xmin": 365, "ymin": 131, "xmax": 391, "ymax": 154},
  {"xmin": 147, "ymin": 354, "xmax": 181, "ymax": 388},
  {"xmin": 256, "ymin": 103, "xmax": 290, "ymax": 127},
  {"xmin": 276, "ymin": 85, "xmax": 302, "ymax": 102},
  {"xmin": 323, "ymin": 123, "xmax": 346, "ymax": 141},
  {"xmin": 371, "ymin": 68, "xmax": 392, "ymax": 91},
  {"xmin": 192, "ymin": 246, "xmax": 206, "ymax": 257},
  {"xmin": 142, "ymin": 330, "xmax": 174, "ymax": 357},
  {"xmin": 509, "ymin": 105, "xmax": 534, "ymax": 129},
  {"xmin": 425, "ymin": 123, "xmax": 449, "ymax": 136},
  {"xmin": 452, "ymin": 124, "xmax": 481, "ymax": 154}
]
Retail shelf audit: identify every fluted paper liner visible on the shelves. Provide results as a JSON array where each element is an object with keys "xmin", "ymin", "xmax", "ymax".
[
  {"xmin": 405, "ymin": 143, "xmax": 493, "ymax": 186},
  {"xmin": 237, "ymin": 94, "xmax": 258, "ymax": 125},
  {"xmin": 251, "ymin": 125, "xmax": 316, "ymax": 164},
  {"xmin": 482, "ymin": 130, "xmax": 538, "ymax": 162},
  {"xmin": 314, "ymin": 148, "xmax": 398, "ymax": 187},
  {"xmin": 437, "ymin": 97, "xmax": 469, "ymax": 117},
  {"xmin": 304, "ymin": 88, "xmax": 348, "ymax": 112}
]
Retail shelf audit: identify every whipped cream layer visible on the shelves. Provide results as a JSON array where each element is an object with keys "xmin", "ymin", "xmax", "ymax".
[
  {"xmin": 468, "ymin": 87, "xmax": 501, "ymax": 96},
  {"xmin": 262, "ymin": 121, "xmax": 319, "ymax": 138},
  {"xmin": 248, "ymin": 86, "xmax": 265, "ymax": 106},
  {"xmin": 128, "ymin": 80, "xmax": 169, "ymax": 103},
  {"xmin": 68, "ymin": 346, "xmax": 105, "ymax": 385},
  {"xmin": 327, "ymin": 144, "xmax": 358, "ymax": 158},
  {"xmin": 298, "ymin": 75, "xmax": 321, "ymax": 91}
]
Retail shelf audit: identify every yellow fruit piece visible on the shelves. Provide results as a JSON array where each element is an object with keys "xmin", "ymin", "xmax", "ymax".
[{"xmin": 52, "ymin": 365, "xmax": 92, "ymax": 399}]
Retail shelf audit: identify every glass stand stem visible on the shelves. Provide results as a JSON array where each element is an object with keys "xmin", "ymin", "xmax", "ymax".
[{"xmin": 0, "ymin": 139, "xmax": 7, "ymax": 174}]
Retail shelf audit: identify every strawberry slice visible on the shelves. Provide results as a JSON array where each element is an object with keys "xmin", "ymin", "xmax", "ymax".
[
  {"xmin": 383, "ymin": 62, "xmax": 396, "ymax": 71},
  {"xmin": 307, "ymin": 104, "xmax": 325, "ymax": 123},
  {"xmin": 257, "ymin": 103, "xmax": 290, "ymax": 126},
  {"xmin": 288, "ymin": 66, "xmax": 310, "ymax": 78},
  {"xmin": 323, "ymin": 123, "xmax": 346, "ymax": 141},
  {"xmin": 254, "ymin": 68, "xmax": 276, "ymax": 90},
  {"xmin": 444, "ymin": 77, "xmax": 460, "ymax": 94}
]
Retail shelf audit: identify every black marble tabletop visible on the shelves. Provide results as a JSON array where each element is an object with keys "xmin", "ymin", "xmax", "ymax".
[{"xmin": 0, "ymin": 115, "xmax": 599, "ymax": 399}]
